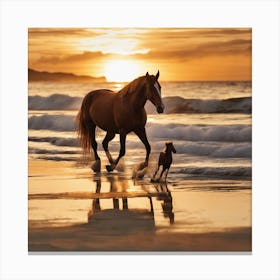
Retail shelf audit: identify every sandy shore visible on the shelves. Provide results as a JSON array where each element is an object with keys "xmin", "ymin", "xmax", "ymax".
[{"xmin": 28, "ymin": 159, "xmax": 251, "ymax": 252}]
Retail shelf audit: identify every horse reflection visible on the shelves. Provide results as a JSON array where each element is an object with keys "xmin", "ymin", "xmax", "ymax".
[{"xmin": 87, "ymin": 175, "xmax": 174, "ymax": 233}]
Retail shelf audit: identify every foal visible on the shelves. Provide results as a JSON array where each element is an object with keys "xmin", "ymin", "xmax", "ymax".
[{"xmin": 152, "ymin": 142, "xmax": 176, "ymax": 182}]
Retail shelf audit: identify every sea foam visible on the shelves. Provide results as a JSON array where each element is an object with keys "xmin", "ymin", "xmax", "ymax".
[
  {"xmin": 29, "ymin": 94, "xmax": 251, "ymax": 114},
  {"xmin": 28, "ymin": 114, "xmax": 251, "ymax": 143}
]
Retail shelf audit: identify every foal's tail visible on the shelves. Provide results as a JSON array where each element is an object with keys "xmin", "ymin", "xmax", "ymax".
[{"xmin": 77, "ymin": 94, "xmax": 95, "ymax": 158}]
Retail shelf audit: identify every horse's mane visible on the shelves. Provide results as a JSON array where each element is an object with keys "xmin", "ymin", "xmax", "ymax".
[{"xmin": 118, "ymin": 75, "xmax": 146, "ymax": 97}]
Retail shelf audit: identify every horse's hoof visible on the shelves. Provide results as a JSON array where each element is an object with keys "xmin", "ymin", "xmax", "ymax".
[
  {"xmin": 138, "ymin": 161, "xmax": 148, "ymax": 170},
  {"xmin": 91, "ymin": 160, "xmax": 101, "ymax": 172},
  {"xmin": 106, "ymin": 165, "xmax": 114, "ymax": 172},
  {"xmin": 151, "ymin": 178, "xmax": 159, "ymax": 183}
]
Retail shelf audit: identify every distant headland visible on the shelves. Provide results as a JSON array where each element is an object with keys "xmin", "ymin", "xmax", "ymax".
[{"xmin": 28, "ymin": 68, "xmax": 107, "ymax": 83}]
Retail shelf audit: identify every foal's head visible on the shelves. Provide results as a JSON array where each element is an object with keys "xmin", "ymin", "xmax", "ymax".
[
  {"xmin": 145, "ymin": 71, "xmax": 164, "ymax": 114},
  {"xmin": 165, "ymin": 142, "xmax": 176, "ymax": 154}
]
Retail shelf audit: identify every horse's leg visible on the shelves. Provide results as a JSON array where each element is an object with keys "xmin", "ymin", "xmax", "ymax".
[
  {"xmin": 134, "ymin": 127, "xmax": 151, "ymax": 166},
  {"xmin": 159, "ymin": 167, "xmax": 166, "ymax": 181},
  {"xmin": 113, "ymin": 198, "xmax": 119, "ymax": 209},
  {"xmin": 91, "ymin": 126, "xmax": 101, "ymax": 172},
  {"xmin": 93, "ymin": 178, "xmax": 101, "ymax": 211},
  {"xmin": 106, "ymin": 131, "xmax": 127, "ymax": 172},
  {"xmin": 122, "ymin": 198, "xmax": 128, "ymax": 209},
  {"xmin": 102, "ymin": 131, "xmax": 115, "ymax": 164}
]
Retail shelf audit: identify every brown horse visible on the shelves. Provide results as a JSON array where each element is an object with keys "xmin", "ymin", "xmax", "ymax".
[{"xmin": 77, "ymin": 71, "xmax": 164, "ymax": 172}]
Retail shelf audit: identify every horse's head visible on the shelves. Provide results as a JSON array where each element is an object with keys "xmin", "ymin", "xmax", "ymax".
[
  {"xmin": 145, "ymin": 71, "xmax": 164, "ymax": 114},
  {"xmin": 166, "ymin": 141, "xmax": 176, "ymax": 153}
]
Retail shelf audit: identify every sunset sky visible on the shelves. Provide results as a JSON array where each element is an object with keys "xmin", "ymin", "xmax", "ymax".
[{"xmin": 28, "ymin": 28, "xmax": 251, "ymax": 82}]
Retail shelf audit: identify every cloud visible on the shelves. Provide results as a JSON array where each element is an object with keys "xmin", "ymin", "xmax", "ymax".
[
  {"xmin": 36, "ymin": 51, "xmax": 109, "ymax": 65},
  {"xmin": 131, "ymin": 39, "xmax": 252, "ymax": 62},
  {"xmin": 178, "ymin": 28, "xmax": 251, "ymax": 37},
  {"xmin": 34, "ymin": 38, "xmax": 251, "ymax": 66},
  {"xmin": 28, "ymin": 28, "xmax": 98, "ymax": 38},
  {"xmin": 141, "ymin": 28, "xmax": 251, "ymax": 39},
  {"xmin": 28, "ymin": 28, "xmax": 252, "ymax": 80}
]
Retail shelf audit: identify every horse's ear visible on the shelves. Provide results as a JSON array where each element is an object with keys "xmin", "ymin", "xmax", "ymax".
[
  {"xmin": 155, "ymin": 70, "xmax": 160, "ymax": 80},
  {"xmin": 146, "ymin": 72, "xmax": 149, "ymax": 78}
]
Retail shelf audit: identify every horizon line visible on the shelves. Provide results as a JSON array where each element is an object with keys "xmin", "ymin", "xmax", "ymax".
[{"xmin": 28, "ymin": 68, "xmax": 252, "ymax": 83}]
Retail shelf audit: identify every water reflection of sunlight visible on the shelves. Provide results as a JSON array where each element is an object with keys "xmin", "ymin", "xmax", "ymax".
[{"xmin": 111, "ymin": 82, "xmax": 126, "ymax": 92}]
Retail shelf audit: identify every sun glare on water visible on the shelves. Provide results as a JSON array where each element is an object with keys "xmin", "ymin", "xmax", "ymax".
[{"xmin": 104, "ymin": 60, "xmax": 141, "ymax": 82}]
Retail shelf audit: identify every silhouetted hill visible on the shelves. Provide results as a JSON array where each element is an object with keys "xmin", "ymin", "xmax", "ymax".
[{"xmin": 28, "ymin": 68, "xmax": 106, "ymax": 83}]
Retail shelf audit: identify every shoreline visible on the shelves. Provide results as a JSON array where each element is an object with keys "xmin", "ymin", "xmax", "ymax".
[{"xmin": 28, "ymin": 159, "xmax": 252, "ymax": 252}]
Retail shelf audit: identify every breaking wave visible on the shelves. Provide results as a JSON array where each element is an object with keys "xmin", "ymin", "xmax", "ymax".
[
  {"xmin": 29, "ymin": 136, "xmax": 251, "ymax": 159},
  {"xmin": 172, "ymin": 166, "xmax": 251, "ymax": 178},
  {"xmin": 28, "ymin": 115, "xmax": 76, "ymax": 131},
  {"xmin": 28, "ymin": 94, "xmax": 251, "ymax": 114},
  {"xmin": 173, "ymin": 142, "xmax": 251, "ymax": 158},
  {"xmin": 147, "ymin": 123, "xmax": 251, "ymax": 142},
  {"xmin": 146, "ymin": 96, "xmax": 251, "ymax": 114},
  {"xmin": 28, "ymin": 136, "xmax": 79, "ymax": 147},
  {"xmin": 28, "ymin": 94, "xmax": 81, "ymax": 110},
  {"xmin": 28, "ymin": 114, "xmax": 251, "ymax": 143}
]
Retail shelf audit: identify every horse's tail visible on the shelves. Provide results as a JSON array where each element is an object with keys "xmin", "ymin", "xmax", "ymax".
[{"xmin": 77, "ymin": 93, "xmax": 95, "ymax": 159}]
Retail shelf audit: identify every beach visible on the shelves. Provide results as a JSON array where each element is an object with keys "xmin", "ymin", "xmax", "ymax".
[
  {"xmin": 28, "ymin": 159, "xmax": 251, "ymax": 252},
  {"xmin": 28, "ymin": 80, "xmax": 252, "ymax": 252}
]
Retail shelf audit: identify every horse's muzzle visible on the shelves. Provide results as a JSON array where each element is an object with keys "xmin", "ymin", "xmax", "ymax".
[{"xmin": 157, "ymin": 105, "xmax": 164, "ymax": 114}]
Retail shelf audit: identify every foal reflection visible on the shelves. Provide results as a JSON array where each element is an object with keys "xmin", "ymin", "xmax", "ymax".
[{"xmin": 155, "ymin": 183, "xmax": 174, "ymax": 224}]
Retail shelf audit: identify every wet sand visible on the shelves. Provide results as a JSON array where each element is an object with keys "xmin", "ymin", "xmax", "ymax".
[{"xmin": 28, "ymin": 160, "xmax": 251, "ymax": 252}]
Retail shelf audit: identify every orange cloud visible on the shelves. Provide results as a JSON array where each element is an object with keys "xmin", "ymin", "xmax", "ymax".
[{"xmin": 28, "ymin": 28, "xmax": 251, "ymax": 81}]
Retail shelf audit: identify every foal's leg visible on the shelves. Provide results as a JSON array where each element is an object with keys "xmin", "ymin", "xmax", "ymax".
[
  {"xmin": 152, "ymin": 164, "xmax": 160, "ymax": 181},
  {"xmin": 102, "ymin": 131, "xmax": 115, "ymax": 164},
  {"xmin": 159, "ymin": 167, "xmax": 166, "ymax": 181},
  {"xmin": 164, "ymin": 168, "xmax": 170, "ymax": 181},
  {"xmin": 134, "ymin": 127, "xmax": 151, "ymax": 166},
  {"xmin": 91, "ymin": 126, "xmax": 101, "ymax": 172},
  {"xmin": 106, "ymin": 131, "xmax": 127, "ymax": 172}
]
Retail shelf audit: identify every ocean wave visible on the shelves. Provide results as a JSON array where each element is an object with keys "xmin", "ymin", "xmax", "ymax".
[
  {"xmin": 174, "ymin": 142, "xmax": 251, "ymax": 158},
  {"xmin": 29, "ymin": 94, "xmax": 251, "ymax": 114},
  {"xmin": 29, "ymin": 135, "xmax": 251, "ymax": 159},
  {"xmin": 147, "ymin": 96, "xmax": 251, "ymax": 114},
  {"xmin": 28, "ymin": 147, "xmax": 79, "ymax": 154},
  {"xmin": 28, "ymin": 115, "xmax": 76, "ymax": 131},
  {"xmin": 28, "ymin": 136, "xmax": 79, "ymax": 147},
  {"xmin": 147, "ymin": 123, "xmax": 251, "ymax": 142},
  {"xmin": 172, "ymin": 166, "xmax": 251, "ymax": 177},
  {"xmin": 28, "ymin": 94, "xmax": 81, "ymax": 110},
  {"xmin": 28, "ymin": 114, "xmax": 251, "ymax": 143}
]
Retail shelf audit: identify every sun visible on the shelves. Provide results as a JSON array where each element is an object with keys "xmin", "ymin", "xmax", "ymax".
[{"xmin": 104, "ymin": 60, "xmax": 141, "ymax": 82}]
